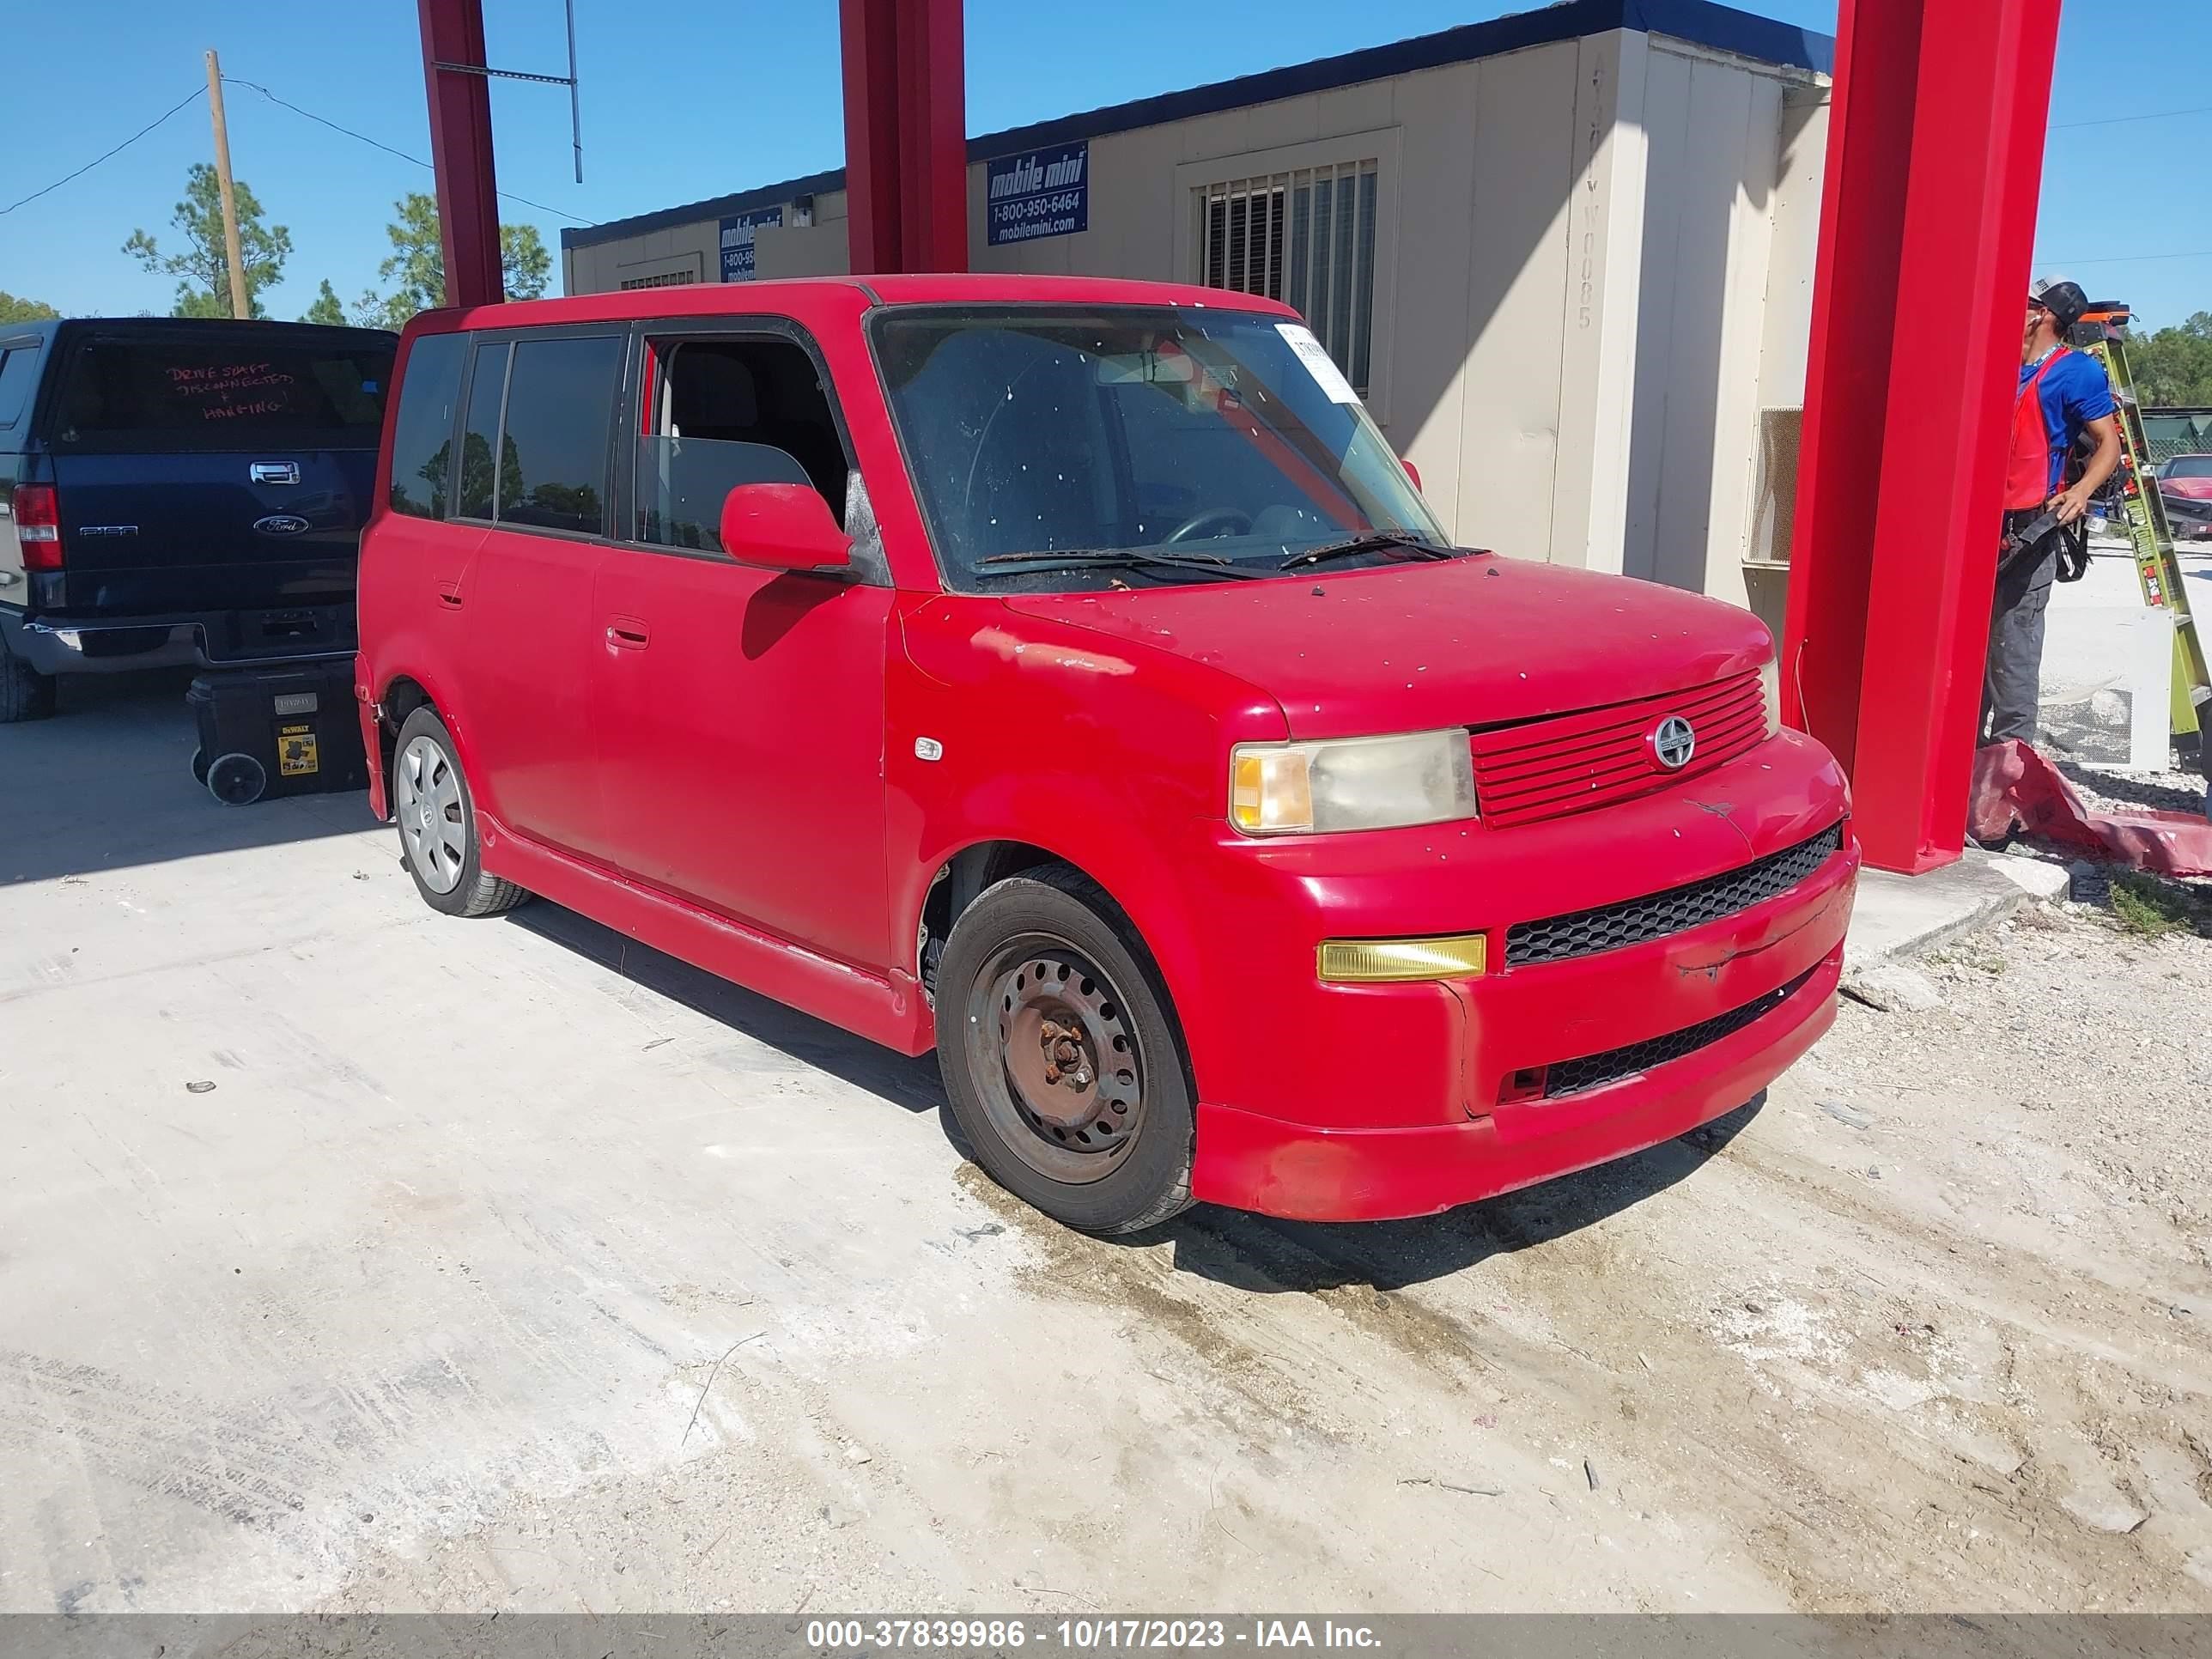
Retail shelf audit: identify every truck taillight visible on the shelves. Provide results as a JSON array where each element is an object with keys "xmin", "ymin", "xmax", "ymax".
[{"xmin": 11, "ymin": 484, "xmax": 60, "ymax": 571}]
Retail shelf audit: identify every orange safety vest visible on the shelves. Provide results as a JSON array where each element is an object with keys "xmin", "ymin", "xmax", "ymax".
[{"xmin": 2004, "ymin": 349, "xmax": 2070, "ymax": 511}]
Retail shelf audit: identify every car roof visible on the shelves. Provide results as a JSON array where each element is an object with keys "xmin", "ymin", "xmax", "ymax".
[{"xmin": 415, "ymin": 272, "xmax": 1302, "ymax": 334}]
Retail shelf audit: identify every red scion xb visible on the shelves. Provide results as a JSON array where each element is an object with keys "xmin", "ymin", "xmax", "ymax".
[{"xmin": 356, "ymin": 275, "xmax": 1857, "ymax": 1234}]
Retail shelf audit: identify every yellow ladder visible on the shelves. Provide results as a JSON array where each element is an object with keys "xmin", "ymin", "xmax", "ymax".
[{"xmin": 2074, "ymin": 302, "xmax": 2211, "ymax": 742}]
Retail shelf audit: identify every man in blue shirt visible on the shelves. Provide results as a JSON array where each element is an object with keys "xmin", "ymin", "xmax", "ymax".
[{"xmin": 1986, "ymin": 276, "xmax": 2122, "ymax": 745}]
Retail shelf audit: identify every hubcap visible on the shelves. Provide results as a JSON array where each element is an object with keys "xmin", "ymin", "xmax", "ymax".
[
  {"xmin": 967, "ymin": 939, "xmax": 1145, "ymax": 1185},
  {"xmin": 394, "ymin": 734, "xmax": 466, "ymax": 894}
]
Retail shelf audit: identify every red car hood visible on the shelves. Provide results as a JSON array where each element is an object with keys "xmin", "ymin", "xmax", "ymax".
[
  {"xmin": 2164, "ymin": 477, "xmax": 2212, "ymax": 501},
  {"xmin": 999, "ymin": 555, "xmax": 1771, "ymax": 739}
]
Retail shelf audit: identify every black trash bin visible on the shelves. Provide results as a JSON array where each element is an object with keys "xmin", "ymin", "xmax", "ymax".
[{"xmin": 185, "ymin": 661, "xmax": 368, "ymax": 805}]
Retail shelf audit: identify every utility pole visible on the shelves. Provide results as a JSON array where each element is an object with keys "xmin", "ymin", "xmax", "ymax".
[{"xmin": 204, "ymin": 49, "xmax": 251, "ymax": 319}]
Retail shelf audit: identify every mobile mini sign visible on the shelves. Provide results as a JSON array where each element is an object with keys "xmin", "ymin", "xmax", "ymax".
[
  {"xmin": 720, "ymin": 207, "xmax": 784, "ymax": 282},
  {"xmin": 986, "ymin": 141, "xmax": 1089, "ymax": 246}
]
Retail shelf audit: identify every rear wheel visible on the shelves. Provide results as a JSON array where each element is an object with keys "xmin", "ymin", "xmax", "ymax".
[
  {"xmin": 937, "ymin": 867, "xmax": 1194, "ymax": 1235},
  {"xmin": 392, "ymin": 706, "xmax": 529, "ymax": 918},
  {"xmin": 0, "ymin": 643, "xmax": 57, "ymax": 724}
]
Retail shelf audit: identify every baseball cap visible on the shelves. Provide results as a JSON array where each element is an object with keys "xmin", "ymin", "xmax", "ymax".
[{"xmin": 2030, "ymin": 275, "xmax": 2088, "ymax": 330}]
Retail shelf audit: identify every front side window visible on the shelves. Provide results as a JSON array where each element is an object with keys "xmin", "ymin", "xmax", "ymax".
[
  {"xmin": 872, "ymin": 306, "xmax": 1443, "ymax": 594},
  {"xmin": 635, "ymin": 335, "xmax": 848, "ymax": 554}
]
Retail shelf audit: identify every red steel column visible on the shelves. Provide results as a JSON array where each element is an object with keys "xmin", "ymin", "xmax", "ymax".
[
  {"xmin": 417, "ymin": 0, "xmax": 504, "ymax": 308},
  {"xmin": 842, "ymin": 0, "xmax": 903, "ymax": 275},
  {"xmin": 897, "ymin": 0, "xmax": 967, "ymax": 271},
  {"xmin": 1782, "ymin": 0, "xmax": 2062, "ymax": 874},
  {"xmin": 842, "ymin": 0, "xmax": 968, "ymax": 274}
]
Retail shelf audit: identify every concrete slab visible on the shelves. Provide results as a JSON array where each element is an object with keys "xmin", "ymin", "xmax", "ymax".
[
  {"xmin": 7, "ymin": 674, "xmax": 2197, "ymax": 1616},
  {"xmin": 1841, "ymin": 852, "xmax": 2038, "ymax": 976}
]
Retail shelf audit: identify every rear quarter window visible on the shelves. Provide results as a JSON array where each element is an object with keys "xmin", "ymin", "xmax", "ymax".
[
  {"xmin": 386, "ymin": 332, "xmax": 467, "ymax": 520},
  {"xmin": 50, "ymin": 332, "xmax": 393, "ymax": 453},
  {"xmin": 0, "ymin": 343, "xmax": 40, "ymax": 428}
]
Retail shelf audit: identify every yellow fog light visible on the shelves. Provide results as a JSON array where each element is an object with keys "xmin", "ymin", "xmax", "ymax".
[{"xmin": 1317, "ymin": 933, "xmax": 1489, "ymax": 982}]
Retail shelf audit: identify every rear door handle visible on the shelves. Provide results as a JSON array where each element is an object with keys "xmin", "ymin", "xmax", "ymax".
[
  {"xmin": 606, "ymin": 617, "xmax": 650, "ymax": 649},
  {"xmin": 250, "ymin": 461, "xmax": 301, "ymax": 486},
  {"xmin": 436, "ymin": 582, "xmax": 463, "ymax": 609}
]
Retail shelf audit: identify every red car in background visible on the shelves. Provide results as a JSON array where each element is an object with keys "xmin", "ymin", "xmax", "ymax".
[
  {"xmin": 355, "ymin": 276, "xmax": 1857, "ymax": 1233},
  {"xmin": 2159, "ymin": 453, "xmax": 2212, "ymax": 501}
]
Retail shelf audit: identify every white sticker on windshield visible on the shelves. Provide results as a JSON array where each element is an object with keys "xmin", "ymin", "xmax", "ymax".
[{"xmin": 1275, "ymin": 323, "xmax": 1360, "ymax": 404}]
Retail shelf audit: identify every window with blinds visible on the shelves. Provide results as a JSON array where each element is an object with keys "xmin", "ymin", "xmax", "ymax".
[
  {"xmin": 1196, "ymin": 160, "xmax": 1379, "ymax": 392},
  {"xmin": 619, "ymin": 270, "xmax": 697, "ymax": 291}
]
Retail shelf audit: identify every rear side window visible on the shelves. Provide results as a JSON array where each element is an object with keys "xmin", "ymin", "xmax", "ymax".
[
  {"xmin": 454, "ymin": 333, "xmax": 623, "ymax": 535},
  {"xmin": 386, "ymin": 332, "xmax": 466, "ymax": 520},
  {"xmin": 458, "ymin": 341, "xmax": 510, "ymax": 521},
  {"xmin": 499, "ymin": 335, "xmax": 623, "ymax": 534},
  {"xmin": 49, "ymin": 332, "xmax": 392, "ymax": 452},
  {"xmin": 0, "ymin": 345, "xmax": 39, "ymax": 428}
]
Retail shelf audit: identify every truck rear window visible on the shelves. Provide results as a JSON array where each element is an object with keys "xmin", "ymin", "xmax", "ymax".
[{"xmin": 50, "ymin": 334, "xmax": 392, "ymax": 453}]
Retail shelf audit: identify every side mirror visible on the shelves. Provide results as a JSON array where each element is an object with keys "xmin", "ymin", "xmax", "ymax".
[
  {"xmin": 1401, "ymin": 458, "xmax": 1423, "ymax": 493},
  {"xmin": 719, "ymin": 483, "xmax": 853, "ymax": 572}
]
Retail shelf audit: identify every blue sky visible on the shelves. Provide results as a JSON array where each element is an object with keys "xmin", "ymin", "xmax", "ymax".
[{"xmin": 3, "ymin": 1, "xmax": 2205, "ymax": 327}]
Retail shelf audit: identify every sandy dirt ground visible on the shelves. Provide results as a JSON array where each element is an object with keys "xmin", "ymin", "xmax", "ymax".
[{"xmin": 2, "ymin": 676, "xmax": 2209, "ymax": 1615}]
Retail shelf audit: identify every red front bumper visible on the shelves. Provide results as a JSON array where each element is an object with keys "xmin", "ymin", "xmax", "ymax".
[
  {"xmin": 1173, "ymin": 732, "xmax": 1857, "ymax": 1221},
  {"xmin": 1192, "ymin": 941, "xmax": 1841, "ymax": 1221}
]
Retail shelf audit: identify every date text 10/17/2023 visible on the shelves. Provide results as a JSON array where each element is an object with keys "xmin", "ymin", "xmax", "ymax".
[{"xmin": 803, "ymin": 1620, "xmax": 1382, "ymax": 1650}]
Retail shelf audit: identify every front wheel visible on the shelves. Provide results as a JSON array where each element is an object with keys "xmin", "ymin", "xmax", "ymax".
[{"xmin": 936, "ymin": 867, "xmax": 1194, "ymax": 1235}]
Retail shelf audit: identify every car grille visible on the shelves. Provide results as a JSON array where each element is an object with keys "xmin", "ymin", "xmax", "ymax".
[
  {"xmin": 1468, "ymin": 672, "xmax": 1767, "ymax": 829},
  {"xmin": 1542, "ymin": 967, "xmax": 1820, "ymax": 1098},
  {"xmin": 1504, "ymin": 822, "xmax": 1845, "ymax": 969}
]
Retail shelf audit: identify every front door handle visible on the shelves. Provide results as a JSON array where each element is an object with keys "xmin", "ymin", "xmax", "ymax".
[
  {"xmin": 436, "ymin": 582, "xmax": 463, "ymax": 609},
  {"xmin": 606, "ymin": 617, "xmax": 650, "ymax": 649}
]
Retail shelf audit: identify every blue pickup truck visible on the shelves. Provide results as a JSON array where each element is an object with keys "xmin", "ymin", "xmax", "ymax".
[{"xmin": 0, "ymin": 318, "xmax": 397, "ymax": 720}]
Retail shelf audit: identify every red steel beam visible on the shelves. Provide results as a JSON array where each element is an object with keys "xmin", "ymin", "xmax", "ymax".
[
  {"xmin": 1782, "ymin": 0, "xmax": 2063, "ymax": 874},
  {"xmin": 842, "ymin": 0, "xmax": 968, "ymax": 274},
  {"xmin": 417, "ymin": 0, "xmax": 504, "ymax": 309},
  {"xmin": 841, "ymin": 0, "xmax": 903, "ymax": 275}
]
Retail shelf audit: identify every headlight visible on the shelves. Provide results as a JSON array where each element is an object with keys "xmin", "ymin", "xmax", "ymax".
[
  {"xmin": 1757, "ymin": 659, "xmax": 1782, "ymax": 737},
  {"xmin": 1230, "ymin": 730, "xmax": 1477, "ymax": 836}
]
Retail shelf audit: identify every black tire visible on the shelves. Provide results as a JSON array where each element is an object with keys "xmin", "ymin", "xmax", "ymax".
[
  {"xmin": 0, "ymin": 643, "xmax": 57, "ymax": 723},
  {"xmin": 191, "ymin": 747, "xmax": 210, "ymax": 786},
  {"xmin": 937, "ymin": 866, "xmax": 1194, "ymax": 1235},
  {"xmin": 207, "ymin": 751, "xmax": 267, "ymax": 805},
  {"xmin": 391, "ymin": 705, "xmax": 529, "ymax": 919}
]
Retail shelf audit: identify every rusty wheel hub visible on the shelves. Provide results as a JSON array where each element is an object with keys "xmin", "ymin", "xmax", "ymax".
[{"xmin": 987, "ymin": 950, "xmax": 1142, "ymax": 1166}]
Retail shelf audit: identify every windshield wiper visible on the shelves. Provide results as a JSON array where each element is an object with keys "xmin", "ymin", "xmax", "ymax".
[
  {"xmin": 1279, "ymin": 532, "xmax": 1462, "ymax": 570},
  {"xmin": 971, "ymin": 549, "xmax": 1263, "ymax": 581}
]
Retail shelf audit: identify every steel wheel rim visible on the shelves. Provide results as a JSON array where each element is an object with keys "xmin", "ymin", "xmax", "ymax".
[
  {"xmin": 395, "ymin": 734, "xmax": 467, "ymax": 895},
  {"xmin": 964, "ymin": 933, "xmax": 1146, "ymax": 1185}
]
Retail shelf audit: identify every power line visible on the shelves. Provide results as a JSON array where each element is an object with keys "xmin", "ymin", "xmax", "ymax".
[
  {"xmin": 2053, "ymin": 104, "xmax": 2212, "ymax": 131},
  {"xmin": 222, "ymin": 76, "xmax": 588, "ymax": 224},
  {"xmin": 0, "ymin": 86, "xmax": 205, "ymax": 217},
  {"xmin": 2040, "ymin": 250, "xmax": 2212, "ymax": 266}
]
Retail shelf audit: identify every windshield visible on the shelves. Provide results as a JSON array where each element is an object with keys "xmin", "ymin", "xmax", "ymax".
[
  {"xmin": 2166, "ymin": 455, "xmax": 2212, "ymax": 479},
  {"xmin": 871, "ymin": 307, "xmax": 1448, "ymax": 591}
]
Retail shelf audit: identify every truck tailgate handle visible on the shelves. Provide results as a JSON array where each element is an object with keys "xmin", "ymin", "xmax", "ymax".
[
  {"xmin": 605, "ymin": 617, "xmax": 650, "ymax": 649},
  {"xmin": 250, "ymin": 461, "xmax": 301, "ymax": 486}
]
